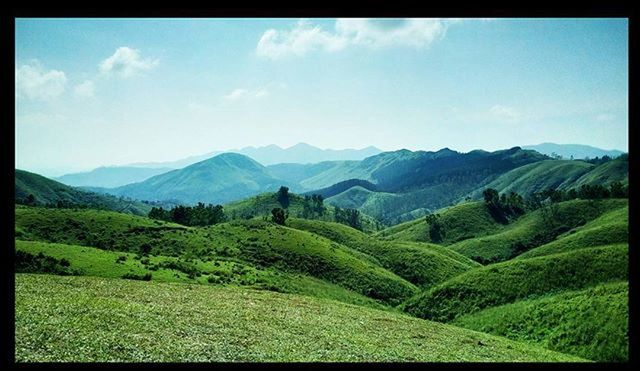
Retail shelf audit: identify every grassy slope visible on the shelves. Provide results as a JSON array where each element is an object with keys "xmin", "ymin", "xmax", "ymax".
[
  {"xmin": 573, "ymin": 156, "xmax": 628, "ymax": 188},
  {"xmin": 15, "ymin": 170, "xmax": 151, "ymax": 216},
  {"xmin": 452, "ymin": 282, "xmax": 628, "ymax": 362},
  {"xmin": 15, "ymin": 274, "xmax": 584, "ymax": 362},
  {"xmin": 517, "ymin": 206, "xmax": 628, "ymax": 259},
  {"xmin": 466, "ymin": 157, "xmax": 628, "ymax": 199},
  {"xmin": 375, "ymin": 201, "xmax": 505, "ymax": 245},
  {"xmin": 16, "ymin": 206, "xmax": 416, "ymax": 306},
  {"xmin": 403, "ymin": 244, "xmax": 628, "ymax": 322},
  {"xmin": 224, "ymin": 192, "xmax": 382, "ymax": 233},
  {"xmin": 287, "ymin": 218, "xmax": 479, "ymax": 290},
  {"xmin": 466, "ymin": 160, "xmax": 593, "ymax": 199},
  {"xmin": 15, "ymin": 240, "xmax": 385, "ymax": 309},
  {"xmin": 449, "ymin": 199, "xmax": 627, "ymax": 262}
]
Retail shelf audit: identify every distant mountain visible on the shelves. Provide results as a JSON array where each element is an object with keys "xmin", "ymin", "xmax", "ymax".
[
  {"xmin": 293, "ymin": 147, "xmax": 550, "ymax": 224},
  {"xmin": 55, "ymin": 166, "xmax": 174, "ymax": 188},
  {"xmin": 15, "ymin": 169, "xmax": 152, "ymax": 216},
  {"xmin": 522, "ymin": 143, "xmax": 625, "ymax": 160},
  {"xmin": 104, "ymin": 153, "xmax": 293, "ymax": 205},
  {"xmin": 127, "ymin": 143, "xmax": 382, "ymax": 169},
  {"xmin": 232, "ymin": 143, "xmax": 382, "ymax": 165}
]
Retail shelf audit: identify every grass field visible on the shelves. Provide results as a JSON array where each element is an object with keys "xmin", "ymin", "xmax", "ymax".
[
  {"xmin": 403, "ymin": 244, "xmax": 628, "ymax": 322},
  {"xmin": 15, "ymin": 240, "xmax": 386, "ymax": 309},
  {"xmin": 448, "ymin": 199, "xmax": 627, "ymax": 262},
  {"xmin": 287, "ymin": 218, "xmax": 479, "ymax": 290},
  {"xmin": 15, "ymin": 274, "xmax": 585, "ymax": 362},
  {"xmin": 517, "ymin": 206, "xmax": 628, "ymax": 259},
  {"xmin": 452, "ymin": 282, "xmax": 629, "ymax": 362}
]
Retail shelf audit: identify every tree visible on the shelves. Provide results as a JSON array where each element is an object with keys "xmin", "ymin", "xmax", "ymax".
[
  {"xmin": 609, "ymin": 181, "xmax": 627, "ymax": 198},
  {"xmin": 25, "ymin": 194, "xmax": 36, "ymax": 206},
  {"xmin": 271, "ymin": 207, "xmax": 288, "ymax": 225},
  {"xmin": 425, "ymin": 213, "xmax": 445, "ymax": 243},
  {"xmin": 276, "ymin": 186, "xmax": 290, "ymax": 208}
]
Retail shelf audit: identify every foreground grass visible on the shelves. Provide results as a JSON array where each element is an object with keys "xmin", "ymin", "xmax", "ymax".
[
  {"xmin": 15, "ymin": 274, "xmax": 584, "ymax": 362},
  {"xmin": 452, "ymin": 282, "xmax": 628, "ymax": 362}
]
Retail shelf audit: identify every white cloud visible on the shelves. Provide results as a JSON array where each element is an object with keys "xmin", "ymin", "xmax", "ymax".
[
  {"xmin": 99, "ymin": 47, "xmax": 159, "ymax": 77},
  {"xmin": 15, "ymin": 61, "xmax": 67, "ymax": 100},
  {"xmin": 335, "ymin": 18, "xmax": 448, "ymax": 49},
  {"xmin": 74, "ymin": 80, "xmax": 95, "ymax": 98},
  {"xmin": 490, "ymin": 105, "xmax": 521, "ymax": 121},
  {"xmin": 257, "ymin": 18, "xmax": 466, "ymax": 59},
  {"xmin": 224, "ymin": 87, "xmax": 269, "ymax": 101},
  {"xmin": 257, "ymin": 19, "xmax": 348, "ymax": 59}
]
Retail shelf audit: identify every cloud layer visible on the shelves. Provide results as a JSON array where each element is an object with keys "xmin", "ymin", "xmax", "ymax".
[
  {"xmin": 99, "ymin": 47, "xmax": 159, "ymax": 77},
  {"xmin": 257, "ymin": 18, "xmax": 454, "ymax": 59},
  {"xmin": 15, "ymin": 61, "xmax": 67, "ymax": 100}
]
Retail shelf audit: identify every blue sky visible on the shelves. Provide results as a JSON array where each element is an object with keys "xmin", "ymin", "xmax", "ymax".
[{"xmin": 15, "ymin": 18, "xmax": 628, "ymax": 176}]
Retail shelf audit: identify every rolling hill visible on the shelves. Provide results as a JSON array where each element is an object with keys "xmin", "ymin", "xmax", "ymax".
[
  {"xmin": 451, "ymin": 281, "xmax": 628, "ymax": 362},
  {"xmin": 448, "ymin": 199, "xmax": 628, "ymax": 262},
  {"xmin": 15, "ymin": 169, "xmax": 152, "ymax": 216},
  {"xmin": 402, "ymin": 244, "xmax": 628, "ymax": 323},
  {"xmin": 466, "ymin": 156, "xmax": 628, "ymax": 199},
  {"xmin": 15, "ymin": 206, "xmax": 416, "ymax": 306}
]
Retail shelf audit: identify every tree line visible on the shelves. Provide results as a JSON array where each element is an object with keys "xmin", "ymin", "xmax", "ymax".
[{"xmin": 148, "ymin": 202, "xmax": 226, "ymax": 226}]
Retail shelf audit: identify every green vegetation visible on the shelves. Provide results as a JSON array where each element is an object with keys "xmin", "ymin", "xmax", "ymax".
[
  {"xmin": 452, "ymin": 282, "xmax": 628, "ymax": 362},
  {"xmin": 16, "ymin": 206, "xmax": 416, "ymax": 306},
  {"xmin": 15, "ymin": 274, "xmax": 584, "ymax": 362},
  {"xmin": 109, "ymin": 153, "xmax": 292, "ymax": 205},
  {"xmin": 518, "ymin": 206, "xmax": 628, "ymax": 259},
  {"xmin": 287, "ymin": 218, "xmax": 479, "ymax": 290},
  {"xmin": 15, "ymin": 169, "xmax": 152, "ymax": 215},
  {"xmin": 449, "ymin": 199, "xmax": 627, "ymax": 262},
  {"xmin": 467, "ymin": 156, "xmax": 628, "ymax": 200},
  {"xmin": 224, "ymin": 190, "xmax": 382, "ymax": 232},
  {"xmin": 148, "ymin": 202, "xmax": 226, "ymax": 226},
  {"xmin": 376, "ymin": 201, "xmax": 505, "ymax": 244},
  {"xmin": 403, "ymin": 244, "xmax": 628, "ymax": 322},
  {"xmin": 15, "ymin": 239, "xmax": 386, "ymax": 309}
]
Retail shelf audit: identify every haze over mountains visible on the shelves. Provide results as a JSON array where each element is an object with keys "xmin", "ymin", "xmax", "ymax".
[{"xmin": 126, "ymin": 143, "xmax": 382, "ymax": 169}]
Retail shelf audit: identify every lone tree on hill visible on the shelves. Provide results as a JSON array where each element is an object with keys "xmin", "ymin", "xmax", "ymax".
[
  {"xmin": 425, "ymin": 213, "xmax": 445, "ymax": 243},
  {"xmin": 277, "ymin": 186, "xmax": 290, "ymax": 208},
  {"xmin": 271, "ymin": 207, "xmax": 288, "ymax": 225}
]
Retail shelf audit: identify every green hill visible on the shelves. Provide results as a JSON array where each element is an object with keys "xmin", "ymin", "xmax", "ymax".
[
  {"xmin": 517, "ymin": 206, "xmax": 628, "ymax": 259},
  {"xmin": 403, "ymin": 244, "xmax": 628, "ymax": 322},
  {"xmin": 108, "ymin": 153, "xmax": 293, "ymax": 205},
  {"xmin": 224, "ymin": 191, "xmax": 383, "ymax": 233},
  {"xmin": 15, "ymin": 206, "xmax": 416, "ymax": 306},
  {"xmin": 15, "ymin": 239, "xmax": 385, "ymax": 309},
  {"xmin": 287, "ymin": 218, "xmax": 480, "ymax": 290},
  {"xmin": 15, "ymin": 169, "xmax": 152, "ymax": 216},
  {"xmin": 452, "ymin": 281, "xmax": 628, "ymax": 362},
  {"xmin": 375, "ymin": 201, "xmax": 506, "ymax": 245},
  {"xmin": 15, "ymin": 274, "xmax": 584, "ymax": 362},
  {"xmin": 466, "ymin": 156, "xmax": 628, "ymax": 199},
  {"xmin": 449, "ymin": 199, "xmax": 627, "ymax": 262},
  {"xmin": 273, "ymin": 147, "xmax": 548, "ymax": 225}
]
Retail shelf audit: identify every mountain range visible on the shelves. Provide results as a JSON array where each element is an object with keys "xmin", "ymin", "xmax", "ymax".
[{"xmin": 522, "ymin": 143, "xmax": 624, "ymax": 160}]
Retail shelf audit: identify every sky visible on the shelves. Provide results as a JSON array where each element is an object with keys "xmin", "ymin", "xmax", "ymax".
[{"xmin": 15, "ymin": 18, "xmax": 629, "ymax": 176}]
